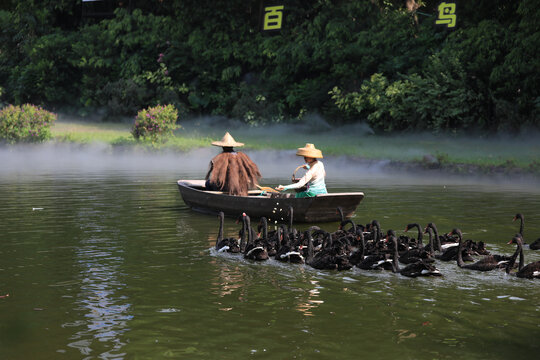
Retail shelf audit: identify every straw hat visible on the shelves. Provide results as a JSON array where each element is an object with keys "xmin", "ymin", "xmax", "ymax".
[
  {"xmin": 211, "ymin": 132, "xmax": 244, "ymax": 147},
  {"xmin": 296, "ymin": 143, "xmax": 323, "ymax": 158}
]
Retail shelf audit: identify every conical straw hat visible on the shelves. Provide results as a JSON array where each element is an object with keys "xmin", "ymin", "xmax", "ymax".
[
  {"xmin": 296, "ymin": 143, "xmax": 323, "ymax": 158},
  {"xmin": 211, "ymin": 132, "xmax": 244, "ymax": 147}
]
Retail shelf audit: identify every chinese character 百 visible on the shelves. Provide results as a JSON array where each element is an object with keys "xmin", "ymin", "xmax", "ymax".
[
  {"xmin": 435, "ymin": 2, "xmax": 456, "ymax": 28},
  {"xmin": 263, "ymin": 5, "xmax": 284, "ymax": 31}
]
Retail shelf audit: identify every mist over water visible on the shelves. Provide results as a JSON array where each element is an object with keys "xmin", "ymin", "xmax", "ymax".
[{"xmin": 1, "ymin": 143, "xmax": 539, "ymax": 193}]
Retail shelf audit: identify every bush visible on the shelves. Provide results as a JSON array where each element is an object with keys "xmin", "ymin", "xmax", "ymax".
[
  {"xmin": 0, "ymin": 104, "xmax": 56, "ymax": 143},
  {"xmin": 132, "ymin": 104, "xmax": 179, "ymax": 143}
]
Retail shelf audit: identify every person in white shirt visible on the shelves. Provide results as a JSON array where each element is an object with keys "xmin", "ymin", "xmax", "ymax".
[{"xmin": 275, "ymin": 143, "xmax": 328, "ymax": 198}]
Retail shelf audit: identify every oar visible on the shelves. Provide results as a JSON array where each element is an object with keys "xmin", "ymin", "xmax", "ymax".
[{"xmin": 256, "ymin": 185, "xmax": 279, "ymax": 193}]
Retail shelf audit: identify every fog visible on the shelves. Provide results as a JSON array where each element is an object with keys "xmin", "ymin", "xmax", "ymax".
[
  {"xmin": 1, "ymin": 142, "xmax": 538, "ymax": 193},
  {"xmin": 180, "ymin": 113, "xmax": 540, "ymax": 143}
]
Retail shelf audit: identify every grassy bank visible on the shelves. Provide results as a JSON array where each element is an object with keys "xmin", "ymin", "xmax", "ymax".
[{"xmin": 50, "ymin": 117, "xmax": 540, "ymax": 175}]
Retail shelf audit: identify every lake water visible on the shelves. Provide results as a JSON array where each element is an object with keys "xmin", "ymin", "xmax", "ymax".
[{"xmin": 0, "ymin": 145, "xmax": 539, "ymax": 359}]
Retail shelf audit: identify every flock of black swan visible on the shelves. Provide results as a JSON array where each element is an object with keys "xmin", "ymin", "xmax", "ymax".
[{"xmin": 214, "ymin": 208, "xmax": 540, "ymax": 279}]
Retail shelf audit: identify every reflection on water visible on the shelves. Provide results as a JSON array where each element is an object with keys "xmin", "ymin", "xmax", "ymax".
[
  {"xmin": 295, "ymin": 279, "xmax": 323, "ymax": 317},
  {"xmin": 210, "ymin": 257, "xmax": 247, "ymax": 301},
  {"xmin": 66, "ymin": 219, "xmax": 132, "ymax": 357}
]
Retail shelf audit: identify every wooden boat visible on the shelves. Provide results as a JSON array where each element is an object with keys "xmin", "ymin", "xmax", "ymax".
[{"xmin": 177, "ymin": 180, "xmax": 364, "ymax": 223}]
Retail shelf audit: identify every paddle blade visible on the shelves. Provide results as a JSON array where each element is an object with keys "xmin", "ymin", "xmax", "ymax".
[{"xmin": 256, "ymin": 185, "xmax": 279, "ymax": 193}]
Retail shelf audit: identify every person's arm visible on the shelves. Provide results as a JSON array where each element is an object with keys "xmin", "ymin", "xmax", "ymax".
[{"xmin": 278, "ymin": 166, "xmax": 315, "ymax": 190}]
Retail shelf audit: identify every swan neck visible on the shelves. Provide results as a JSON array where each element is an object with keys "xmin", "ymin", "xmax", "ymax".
[
  {"xmin": 518, "ymin": 242, "xmax": 524, "ymax": 270},
  {"xmin": 337, "ymin": 207, "xmax": 344, "ymax": 222},
  {"xmin": 246, "ymin": 217, "xmax": 253, "ymax": 247},
  {"xmin": 427, "ymin": 229, "xmax": 434, "ymax": 254},
  {"xmin": 456, "ymin": 234, "xmax": 465, "ymax": 267},
  {"xmin": 417, "ymin": 227, "xmax": 423, "ymax": 247},
  {"xmin": 216, "ymin": 214, "xmax": 224, "ymax": 249},
  {"xmin": 306, "ymin": 234, "xmax": 314, "ymax": 263},
  {"xmin": 431, "ymin": 224, "xmax": 442, "ymax": 251},
  {"xmin": 392, "ymin": 237, "xmax": 400, "ymax": 273},
  {"xmin": 240, "ymin": 217, "xmax": 247, "ymax": 252},
  {"xmin": 373, "ymin": 226, "xmax": 379, "ymax": 242}
]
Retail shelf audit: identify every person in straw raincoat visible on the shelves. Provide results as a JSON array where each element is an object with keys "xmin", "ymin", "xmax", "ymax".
[
  {"xmin": 275, "ymin": 143, "xmax": 328, "ymax": 198},
  {"xmin": 205, "ymin": 132, "xmax": 261, "ymax": 196}
]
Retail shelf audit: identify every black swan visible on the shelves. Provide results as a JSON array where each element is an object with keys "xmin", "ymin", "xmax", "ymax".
[
  {"xmin": 306, "ymin": 231, "xmax": 352, "ymax": 270},
  {"xmin": 399, "ymin": 225, "xmax": 434, "ymax": 264},
  {"xmin": 404, "ymin": 223, "xmax": 424, "ymax": 248},
  {"xmin": 258, "ymin": 217, "xmax": 278, "ymax": 257},
  {"xmin": 243, "ymin": 215, "xmax": 269, "ymax": 261},
  {"xmin": 257, "ymin": 216, "xmax": 268, "ymax": 239},
  {"xmin": 306, "ymin": 231, "xmax": 338, "ymax": 270},
  {"xmin": 513, "ymin": 213, "xmax": 525, "ymax": 236},
  {"xmin": 337, "ymin": 219, "xmax": 363, "ymax": 247},
  {"xmin": 529, "ymin": 238, "xmax": 540, "ymax": 250},
  {"xmin": 513, "ymin": 213, "xmax": 540, "ymax": 250},
  {"xmin": 362, "ymin": 220, "xmax": 387, "ymax": 256},
  {"xmin": 435, "ymin": 238, "xmax": 475, "ymax": 262},
  {"xmin": 348, "ymin": 231, "xmax": 365, "ymax": 266},
  {"xmin": 431, "ymin": 226, "xmax": 475, "ymax": 262},
  {"xmin": 356, "ymin": 229, "xmax": 392, "ymax": 271},
  {"xmin": 388, "ymin": 234, "xmax": 442, "ymax": 278},
  {"xmin": 451, "ymin": 228, "xmax": 512, "ymax": 272},
  {"xmin": 311, "ymin": 229, "xmax": 329, "ymax": 251},
  {"xmin": 215, "ymin": 211, "xmax": 240, "ymax": 253},
  {"xmin": 506, "ymin": 234, "xmax": 540, "ymax": 279},
  {"xmin": 275, "ymin": 225, "xmax": 304, "ymax": 264},
  {"xmin": 425, "ymin": 223, "xmax": 442, "ymax": 252},
  {"xmin": 338, "ymin": 219, "xmax": 357, "ymax": 235},
  {"xmin": 424, "ymin": 226, "xmax": 436, "ymax": 254},
  {"xmin": 369, "ymin": 219, "xmax": 383, "ymax": 241}
]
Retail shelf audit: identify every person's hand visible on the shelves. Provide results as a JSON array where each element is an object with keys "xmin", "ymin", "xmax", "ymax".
[{"xmin": 275, "ymin": 185, "xmax": 285, "ymax": 191}]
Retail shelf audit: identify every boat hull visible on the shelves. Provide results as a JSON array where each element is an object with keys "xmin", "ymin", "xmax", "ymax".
[{"xmin": 177, "ymin": 180, "xmax": 364, "ymax": 223}]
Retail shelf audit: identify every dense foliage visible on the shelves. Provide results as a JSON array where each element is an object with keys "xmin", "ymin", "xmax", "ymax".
[
  {"xmin": 0, "ymin": 104, "xmax": 56, "ymax": 143},
  {"xmin": 0, "ymin": 0, "xmax": 538, "ymax": 133},
  {"xmin": 132, "ymin": 104, "xmax": 179, "ymax": 143}
]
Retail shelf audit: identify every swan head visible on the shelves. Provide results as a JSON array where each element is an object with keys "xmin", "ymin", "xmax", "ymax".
[
  {"xmin": 513, "ymin": 213, "xmax": 524, "ymax": 222},
  {"xmin": 507, "ymin": 233, "xmax": 523, "ymax": 245},
  {"xmin": 404, "ymin": 223, "xmax": 419, "ymax": 232},
  {"xmin": 447, "ymin": 228, "xmax": 462, "ymax": 238},
  {"xmin": 385, "ymin": 229, "xmax": 396, "ymax": 240}
]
